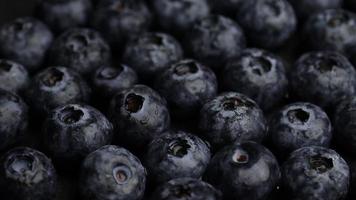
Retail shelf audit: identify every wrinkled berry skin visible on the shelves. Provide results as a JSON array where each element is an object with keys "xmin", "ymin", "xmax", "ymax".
[
  {"xmin": 205, "ymin": 142, "xmax": 280, "ymax": 200},
  {"xmin": 0, "ymin": 17, "xmax": 53, "ymax": 72},
  {"xmin": 288, "ymin": 0, "xmax": 343, "ymax": 20},
  {"xmin": 80, "ymin": 145, "xmax": 146, "ymax": 200},
  {"xmin": 221, "ymin": 48, "xmax": 288, "ymax": 111},
  {"xmin": 304, "ymin": 9, "xmax": 356, "ymax": 55},
  {"xmin": 154, "ymin": 59, "xmax": 217, "ymax": 117},
  {"xmin": 123, "ymin": 32, "xmax": 183, "ymax": 79},
  {"xmin": 185, "ymin": 15, "xmax": 246, "ymax": 70},
  {"xmin": 151, "ymin": 0, "xmax": 210, "ymax": 33},
  {"xmin": 199, "ymin": 92, "xmax": 267, "ymax": 149},
  {"xmin": 92, "ymin": 64, "xmax": 138, "ymax": 99},
  {"xmin": 236, "ymin": 0, "xmax": 297, "ymax": 49},
  {"xmin": 43, "ymin": 104, "xmax": 113, "ymax": 162},
  {"xmin": 49, "ymin": 28, "xmax": 111, "ymax": 75},
  {"xmin": 151, "ymin": 178, "xmax": 222, "ymax": 200},
  {"xmin": 334, "ymin": 97, "xmax": 356, "ymax": 154},
  {"xmin": 35, "ymin": 0, "xmax": 93, "ymax": 33},
  {"xmin": 290, "ymin": 51, "xmax": 356, "ymax": 109},
  {"xmin": 0, "ymin": 89, "xmax": 28, "ymax": 151},
  {"xmin": 281, "ymin": 146, "xmax": 350, "ymax": 200},
  {"xmin": 26, "ymin": 66, "xmax": 91, "ymax": 115},
  {"xmin": 92, "ymin": 0, "xmax": 152, "ymax": 48},
  {"xmin": 0, "ymin": 59, "xmax": 30, "ymax": 94},
  {"xmin": 0, "ymin": 147, "xmax": 57, "ymax": 200},
  {"xmin": 269, "ymin": 102, "xmax": 332, "ymax": 156},
  {"xmin": 208, "ymin": 0, "xmax": 242, "ymax": 17},
  {"xmin": 108, "ymin": 85, "xmax": 171, "ymax": 152},
  {"xmin": 145, "ymin": 131, "xmax": 210, "ymax": 184}
]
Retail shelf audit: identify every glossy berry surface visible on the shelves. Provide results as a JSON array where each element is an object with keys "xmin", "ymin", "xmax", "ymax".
[
  {"xmin": 0, "ymin": 147, "xmax": 57, "ymax": 200},
  {"xmin": 221, "ymin": 48, "xmax": 288, "ymax": 111},
  {"xmin": 48, "ymin": 28, "xmax": 111, "ymax": 75},
  {"xmin": 80, "ymin": 145, "xmax": 146, "ymax": 200},
  {"xmin": 199, "ymin": 92, "xmax": 267, "ymax": 149},
  {"xmin": 35, "ymin": 0, "xmax": 93, "ymax": 33},
  {"xmin": 236, "ymin": 0, "xmax": 297, "ymax": 48},
  {"xmin": 185, "ymin": 15, "xmax": 246, "ymax": 70},
  {"xmin": 26, "ymin": 66, "xmax": 91, "ymax": 115},
  {"xmin": 151, "ymin": 0, "xmax": 210, "ymax": 33},
  {"xmin": 0, "ymin": 59, "xmax": 29, "ymax": 94},
  {"xmin": 269, "ymin": 102, "xmax": 332, "ymax": 156},
  {"xmin": 122, "ymin": 32, "xmax": 183, "ymax": 79},
  {"xmin": 288, "ymin": 0, "xmax": 343, "ymax": 20},
  {"xmin": 290, "ymin": 51, "xmax": 356, "ymax": 108},
  {"xmin": 0, "ymin": 17, "xmax": 53, "ymax": 72},
  {"xmin": 108, "ymin": 85, "xmax": 170, "ymax": 151},
  {"xmin": 281, "ymin": 146, "xmax": 349, "ymax": 200},
  {"xmin": 92, "ymin": 0, "xmax": 152, "ymax": 47},
  {"xmin": 43, "ymin": 104, "xmax": 113, "ymax": 162},
  {"xmin": 154, "ymin": 59, "xmax": 217, "ymax": 117},
  {"xmin": 205, "ymin": 141, "xmax": 280, "ymax": 200},
  {"xmin": 151, "ymin": 178, "xmax": 222, "ymax": 200},
  {"xmin": 145, "ymin": 131, "xmax": 210, "ymax": 184},
  {"xmin": 92, "ymin": 64, "xmax": 138, "ymax": 99},
  {"xmin": 0, "ymin": 89, "xmax": 28, "ymax": 151}
]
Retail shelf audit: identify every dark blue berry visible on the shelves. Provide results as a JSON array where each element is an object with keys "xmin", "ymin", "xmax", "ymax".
[
  {"xmin": 281, "ymin": 146, "xmax": 350, "ymax": 200},
  {"xmin": 0, "ymin": 147, "xmax": 57, "ymax": 200},
  {"xmin": 288, "ymin": 0, "xmax": 343, "ymax": 20},
  {"xmin": 221, "ymin": 48, "xmax": 288, "ymax": 111},
  {"xmin": 0, "ymin": 59, "xmax": 30, "ymax": 94},
  {"xmin": 0, "ymin": 17, "xmax": 53, "ymax": 72},
  {"xmin": 205, "ymin": 141, "xmax": 280, "ymax": 200},
  {"xmin": 80, "ymin": 145, "xmax": 146, "ymax": 200},
  {"xmin": 145, "ymin": 130, "xmax": 210, "ymax": 184},
  {"xmin": 154, "ymin": 59, "xmax": 217, "ymax": 117}
]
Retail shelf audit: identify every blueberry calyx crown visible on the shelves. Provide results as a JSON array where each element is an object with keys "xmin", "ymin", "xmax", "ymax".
[
  {"xmin": 250, "ymin": 56, "xmax": 272, "ymax": 76},
  {"xmin": 309, "ymin": 155, "xmax": 333, "ymax": 173},
  {"xmin": 59, "ymin": 106, "xmax": 84, "ymax": 124},
  {"xmin": 12, "ymin": 20, "xmax": 31, "ymax": 32},
  {"xmin": 174, "ymin": 61, "xmax": 198, "ymax": 76},
  {"xmin": 287, "ymin": 108, "xmax": 310, "ymax": 124},
  {"xmin": 316, "ymin": 58, "xmax": 337, "ymax": 73},
  {"xmin": 0, "ymin": 61, "xmax": 12, "ymax": 72},
  {"xmin": 168, "ymin": 139, "xmax": 191, "ymax": 158},
  {"xmin": 149, "ymin": 35, "xmax": 164, "ymax": 46},
  {"xmin": 7, "ymin": 155, "xmax": 34, "ymax": 176},
  {"xmin": 69, "ymin": 34, "xmax": 89, "ymax": 50},
  {"xmin": 113, "ymin": 165, "xmax": 131, "ymax": 184},
  {"xmin": 42, "ymin": 68, "xmax": 64, "ymax": 87},
  {"xmin": 264, "ymin": 0, "xmax": 281, "ymax": 16},
  {"xmin": 232, "ymin": 149, "xmax": 249, "ymax": 164},
  {"xmin": 222, "ymin": 97, "xmax": 253, "ymax": 111},
  {"xmin": 98, "ymin": 66, "xmax": 123, "ymax": 80},
  {"xmin": 328, "ymin": 12, "xmax": 350, "ymax": 27},
  {"xmin": 172, "ymin": 185, "xmax": 192, "ymax": 198},
  {"xmin": 125, "ymin": 93, "xmax": 144, "ymax": 113}
]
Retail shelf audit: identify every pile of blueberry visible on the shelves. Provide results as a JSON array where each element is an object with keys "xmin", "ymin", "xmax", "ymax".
[{"xmin": 1, "ymin": 0, "xmax": 356, "ymax": 199}]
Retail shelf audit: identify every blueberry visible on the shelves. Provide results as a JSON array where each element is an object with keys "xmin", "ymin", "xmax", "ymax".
[
  {"xmin": 334, "ymin": 97, "xmax": 356, "ymax": 154},
  {"xmin": 150, "ymin": 0, "xmax": 210, "ymax": 33},
  {"xmin": 184, "ymin": 15, "xmax": 246, "ymax": 70},
  {"xmin": 145, "ymin": 131, "xmax": 210, "ymax": 184},
  {"xmin": 221, "ymin": 48, "xmax": 288, "ymax": 111},
  {"xmin": 122, "ymin": 32, "xmax": 183, "ymax": 80},
  {"xmin": 208, "ymin": 0, "xmax": 243, "ymax": 17},
  {"xmin": 198, "ymin": 92, "xmax": 267, "ymax": 149},
  {"xmin": 108, "ymin": 85, "xmax": 170, "ymax": 152},
  {"xmin": 92, "ymin": 0, "xmax": 152, "ymax": 48},
  {"xmin": 288, "ymin": 0, "xmax": 343, "ymax": 20},
  {"xmin": 290, "ymin": 51, "xmax": 356, "ymax": 109},
  {"xmin": 0, "ymin": 90, "xmax": 28, "ymax": 151},
  {"xmin": 151, "ymin": 177, "xmax": 222, "ymax": 200},
  {"xmin": 236, "ymin": 0, "xmax": 297, "ymax": 48},
  {"xmin": 304, "ymin": 9, "xmax": 356, "ymax": 55},
  {"xmin": 35, "ymin": 0, "xmax": 93, "ymax": 33},
  {"xmin": 26, "ymin": 66, "xmax": 91, "ymax": 115},
  {"xmin": 92, "ymin": 64, "xmax": 138, "ymax": 99},
  {"xmin": 205, "ymin": 141, "xmax": 280, "ymax": 200},
  {"xmin": 48, "ymin": 28, "xmax": 111, "ymax": 75},
  {"xmin": 269, "ymin": 102, "xmax": 332, "ymax": 156},
  {"xmin": 0, "ymin": 59, "xmax": 30, "ymax": 94},
  {"xmin": 43, "ymin": 104, "xmax": 113, "ymax": 163},
  {"xmin": 154, "ymin": 59, "xmax": 217, "ymax": 117},
  {"xmin": 281, "ymin": 146, "xmax": 350, "ymax": 200},
  {"xmin": 0, "ymin": 17, "xmax": 53, "ymax": 72},
  {"xmin": 80, "ymin": 145, "xmax": 146, "ymax": 200},
  {"xmin": 0, "ymin": 147, "xmax": 57, "ymax": 200}
]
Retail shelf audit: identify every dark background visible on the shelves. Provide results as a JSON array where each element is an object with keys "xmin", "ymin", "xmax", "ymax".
[{"xmin": 0, "ymin": 0, "xmax": 36, "ymax": 25}]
